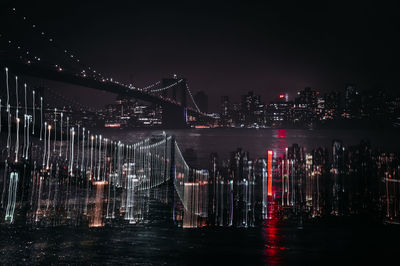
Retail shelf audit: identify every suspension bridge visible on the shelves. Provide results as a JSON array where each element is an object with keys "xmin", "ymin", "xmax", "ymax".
[
  {"xmin": 0, "ymin": 66, "xmax": 209, "ymax": 227},
  {"xmin": 0, "ymin": 7, "xmax": 215, "ymax": 128},
  {"xmin": 0, "ymin": 6, "xmax": 213, "ymax": 228}
]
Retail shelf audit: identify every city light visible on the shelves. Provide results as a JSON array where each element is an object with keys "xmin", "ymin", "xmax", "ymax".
[
  {"xmin": 267, "ymin": 150, "xmax": 273, "ymax": 197},
  {"xmin": 1, "ymin": 3, "xmax": 399, "ymax": 264}
]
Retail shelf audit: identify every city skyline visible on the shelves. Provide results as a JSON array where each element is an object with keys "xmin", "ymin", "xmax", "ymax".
[
  {"xmin": 1, "ymin": 1, "xmax": 399, "ymax": 112},
  {"xmin": 1, "ymin": 1, "xmax": 400, "ymax": 265}
]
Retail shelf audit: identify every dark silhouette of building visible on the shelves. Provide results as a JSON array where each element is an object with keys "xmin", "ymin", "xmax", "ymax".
[
  {"xmin": 344, "ymin": 84, "xmax": 361, "ymax": 119},
  {"xmin": 194, "ymin": 91, "xmax": 209, "ymax": 113},
  {"xmin": 241, "ymin": 91, "xmax": 261, "ymax": 125}
]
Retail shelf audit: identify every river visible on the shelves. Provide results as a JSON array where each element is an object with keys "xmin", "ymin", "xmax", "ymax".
[
  {"xmin": 1, "ymin": 128, "xmax": 400, "ymax": 265},
  {"xmin": 104, "ymin": 128, "xmax": 400, "ymax": 167}
]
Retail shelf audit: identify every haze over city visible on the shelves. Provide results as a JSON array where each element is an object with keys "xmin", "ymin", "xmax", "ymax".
[{"xmin": 1, "ymin": 1, "xmax": 400, "ymax": 265}]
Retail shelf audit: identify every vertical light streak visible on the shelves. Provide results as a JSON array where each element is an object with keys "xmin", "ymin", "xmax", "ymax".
[
  {"xmin": 286, "ymin": 159, "xmax": 290, "ymax": 206},
  {"xmin": 267, "ymin": 150, "xmax": 273, "ymax": 197},
  {"xmin": 70, "ymin": 127, "xmax": 75, "ymax": 174},
  {"xmin": 43, "ymin": 122, "xmax": 47, "ymax": 167},
  {"xmin": 32, "ymin": 90, "xmax": 35, "ymax": 134},
  {"xmin": 40, "ymin": 97, "xmax": 43, "ymax": 140},
  {"xmin": 15, "ymin": 76, "xmax": 18, "ymax": 120},
  {"xmin": 36, "ymin": 173, "xmax": 43, "ymax": 222},
  {"xmin": 90, "ymin": 181, "xmax": 106, "ymax": 227},
  {"xmin": 26, "ymin": 115, "xmax": 30, "ymax": 159},
  {"xmin": 46, "ymin": 124, "xmax": 51, "ymax": 169},
  {"xmin": 76, "ymin": 125, "xmax": 80, "ymax": 169},
  {"xmin": 106, "ymin": 141, "xmax": 112, "ymax": 219},
  {"xmin": 5, "ymin": 172, "xmax": 19, "ymax": 223},
  {"xmin": 5, "ymin": 67, "xmax": 9, "ymax": 111},
  {"xmin": 90, "ymin": 135, "xmax": 94, "ymax": 180},
  {"xmin": 98, "ymin": 135, "xmax": 102, "ymax": 180},
  {"xmin": 23, "ymin": 114, "xmax": 26, "ymax": 159},
  {"xmin": 53, "ymin": 108, "xmax": 57, "ymax": 152},
  {"xmin": 14, "ymin": 77, "xmax": 19, "ymax": 162},
  {"xmin": 15, "ymin": 118, "xmax": 20, "ymax": 162},
  {"xmin": 81, "ymin": 128, "xmax": 85, "ymax": 171},
  {"xmin": 24, "ymin": 83, "xmax": 27, "ymax": 119},
  {"xmin": 65, "ymin": 117, "xmax": 69, "ymax": 161},
  {"xmin": 6, "ymin": 68, "xmax": 11, "ymax": 154},
  {"xmin": 94, "ymin": 135, "xmax": 98, "ymax": 181},
  {"xmin": 281, "ymin": 158, "xmax": 285, "ymax": 206},
  {"xmin": 46, "ymin": 164, "xmax": 53, "ymax": 210},
  {"xmin": 7, "ymin": 104, "xmax": 11, "ymax": 157},
  {"xmin": 86, "ymin": 130, "xmax": 90, "ymax": 171},
  {"xmin": 59, "ymin": 112, "xmax": 63, "ymax": 156},
  {"xmin": 103, "ymin": 138, "xmax": 108, "ymax": 181}
]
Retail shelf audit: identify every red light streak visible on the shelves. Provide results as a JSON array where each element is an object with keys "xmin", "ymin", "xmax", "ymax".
[{"xmin": 267, "ymin": 150, "xmax": 273, "ymax": 196}]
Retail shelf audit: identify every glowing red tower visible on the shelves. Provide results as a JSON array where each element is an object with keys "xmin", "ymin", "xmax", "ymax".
[{"xmin": 267, "ymin": 150, "xmax": 273, "ymax": 196}]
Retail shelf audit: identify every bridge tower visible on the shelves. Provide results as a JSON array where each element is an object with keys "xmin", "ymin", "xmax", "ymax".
[
  {"xmin": 161, "ymin": 76, "xmax": 188, "ymax": 128},
  {"xmin": 161, "ymin": 76, "xmax": 187, "ymax": 107}
]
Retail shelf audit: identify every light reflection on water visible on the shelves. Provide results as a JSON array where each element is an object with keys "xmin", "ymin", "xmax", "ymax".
[
  {"xmin": 105, "ymin": 128, "xmax": 400, "ymax": 168},
  {"xmin": 2, "ymin": 128, "xmax": 400, "ymax": 264},
  {"xmin": 1, "ymin": 179, "xmax": 400, "ymax": 265}
]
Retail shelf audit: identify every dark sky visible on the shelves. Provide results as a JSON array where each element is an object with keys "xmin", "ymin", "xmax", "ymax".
[{"xmin": 1, "ymin": 1, "xmax": 399, "ymax": 111}]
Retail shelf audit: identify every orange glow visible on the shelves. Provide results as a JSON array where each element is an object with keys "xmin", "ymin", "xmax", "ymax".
[
  {"xmin": 279, "ymin": 94, "xmax": 285, "ymax": 99},
  {"xmin": 104, "ymin": 123, "xmax": 121, "ymax": 128},
  {"xmin": 267, "ymin": 150, "xmax": 273, "ymax": 196},
  {"xmin": 89, "ymin": 181, "xmax": 107, "ymax": 228}
]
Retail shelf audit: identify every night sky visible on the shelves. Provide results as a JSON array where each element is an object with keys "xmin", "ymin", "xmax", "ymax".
[{"xmin": 1, "ymin": 1, "xmax": 399, "ymax": 111}]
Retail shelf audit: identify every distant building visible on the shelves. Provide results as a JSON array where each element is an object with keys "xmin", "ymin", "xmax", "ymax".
[
  {"xmin": 294, "ymin": 87, "xmax": 318, "ymax": 124},
  {"xmin": 265, "ymin": 101, "xmax": 291, "ymax": 126},
  {"xmin": 324, "ymin": 91, "xmax": 341, "ymax": 120},
  {"xmin": 221, "ymin": 96, "xmax": 231, "ymax": 117},
  {"xmin": 343, "ymin": 84, "xmax": 361, "ymax": 119},
  {"xmin": 220, "ymin": 96, "xmax": 233, "ymax": 126},
  {"xmin": 241, "ymin": 91, "xmax": 261, "ymax": 125}
]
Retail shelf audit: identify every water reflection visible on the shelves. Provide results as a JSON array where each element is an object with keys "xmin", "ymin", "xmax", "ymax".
[{"xmin": 263, "ymin": 214, "xmax": 285, "ymax": 266}]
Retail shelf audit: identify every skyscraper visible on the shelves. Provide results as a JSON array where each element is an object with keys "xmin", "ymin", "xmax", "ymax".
[
  {"xmin": 241, "ymin": 91, "xmax": 261, "ymax": 125},
  {"xmin": 343, "ymin": 84, "xmax": 361, "ymax": 119}
]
